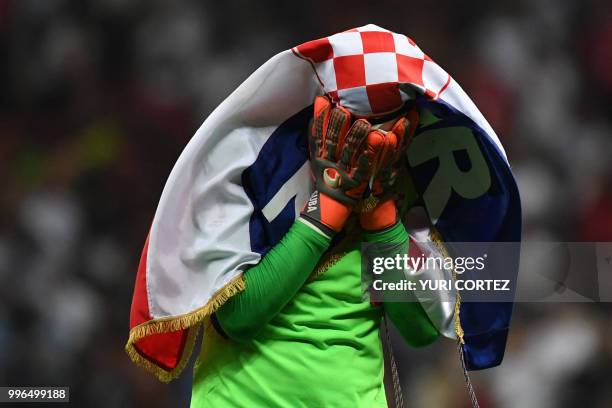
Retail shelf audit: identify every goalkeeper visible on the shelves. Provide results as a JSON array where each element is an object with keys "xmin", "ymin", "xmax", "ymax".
[{"xmin": 191, "ymin": 96, "xmax": 439, "ymax": 407}]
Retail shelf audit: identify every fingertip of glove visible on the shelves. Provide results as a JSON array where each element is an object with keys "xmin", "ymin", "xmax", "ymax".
[
  {"xmin": 385, "ymin": 131, "xmax": 399, "ymax": 150},
  {"xmin": 328, "ymin": 106, "xmax": 351, "ymax": 130},
  {"xmin": 367, "ymin": 130, "xmax": 385, "ymax": 146},
  {"xmin": 314, "ymin": 95, "xmax": 331, "ymax": 116},
  {"xmin": 391, "ymin": 116, "xmax": 409, "ymax": 138},
  {"xmin": 331, "ymin": 104, "xmax": 351, "ymax": 117},
  {"xmin": 366, "ymin": 130, "xmax": 386, "ymax": 150},
  {"xmin": 350, "ymin": 118, "xmax": 372, "ymax": 137}
]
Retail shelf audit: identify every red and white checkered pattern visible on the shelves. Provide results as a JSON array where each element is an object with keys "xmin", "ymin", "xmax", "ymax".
[{"xmin": 293, "ymin": 24, "xmax": 451, "ymax": 117}]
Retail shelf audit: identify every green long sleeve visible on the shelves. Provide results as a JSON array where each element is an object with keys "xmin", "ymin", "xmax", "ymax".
[
  {"xmin": 215, "ymin": 220, "xmax": 331, "ymax": 342},
  {"xmin": 215, "ymin": 217, "xmax": 439, "ymax": 347},
  {"xmin": 363, "ymin": 222, "xmax": 441, "ymax": 347}
]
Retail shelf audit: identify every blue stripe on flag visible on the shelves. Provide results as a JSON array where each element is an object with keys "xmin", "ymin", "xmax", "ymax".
[{"xmin": 242, "ymin": 106, "xmax": 311, "ymax": 255}]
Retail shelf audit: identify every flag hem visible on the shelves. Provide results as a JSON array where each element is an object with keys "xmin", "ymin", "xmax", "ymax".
[{"xmin": 124, "ymin": 273, "xmax": 245, "ymax": 382}]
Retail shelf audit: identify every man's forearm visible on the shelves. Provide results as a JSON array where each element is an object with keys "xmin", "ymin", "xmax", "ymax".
[
  {"xmin": 215, "ymin": 220, "xmax": 331, "ymax": 341},
  {"xmin": 365, "ymin": 222, "xmax": 440, "ymax": 347}
]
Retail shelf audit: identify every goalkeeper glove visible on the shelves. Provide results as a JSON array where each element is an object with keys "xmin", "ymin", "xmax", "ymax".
[
  {"xmin": 360, "ymin": 109, "xmax": 418, "ymax": 231},
  {"xmin": 300, "ymin": 96, "xmax": 382, "ymax": 237}
]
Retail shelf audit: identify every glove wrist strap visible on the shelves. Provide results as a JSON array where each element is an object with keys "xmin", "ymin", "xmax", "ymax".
[
  {"xmin": 360, "ymin": 198, "xmax": 397, "ymax": 231},
  {"xmin": 300, "ymin": 191, "xmax": 352, "ymax": 237}
]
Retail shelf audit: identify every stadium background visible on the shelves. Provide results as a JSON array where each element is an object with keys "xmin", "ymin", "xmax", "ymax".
[{"xmin": 1, "ymin": 0, "xmax": 611, "ymax": 406}]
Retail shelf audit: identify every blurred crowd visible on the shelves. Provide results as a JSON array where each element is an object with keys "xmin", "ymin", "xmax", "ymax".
[{"xmin": 0, "ymin": 0, "xmax": 610, "ymax": 407}]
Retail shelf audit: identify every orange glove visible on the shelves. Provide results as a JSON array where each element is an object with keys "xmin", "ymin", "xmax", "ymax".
[
  {"xmin": 300, "ymin": 96, "xmax": 382, "ymax": 237},
  {"xmin": 360, "ymin": 109, "xmax": 418, "ymax": 231}
]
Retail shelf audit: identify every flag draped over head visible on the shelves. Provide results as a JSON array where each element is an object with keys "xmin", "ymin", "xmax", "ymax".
[{"xmin": 126, "ymin": 24, "xmax": 521, "ymax": 381}]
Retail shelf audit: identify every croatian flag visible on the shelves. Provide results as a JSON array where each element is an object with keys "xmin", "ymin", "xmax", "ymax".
[{"xmin": 126, "ymin": 24, "xmax": 521, "ymax": 381}]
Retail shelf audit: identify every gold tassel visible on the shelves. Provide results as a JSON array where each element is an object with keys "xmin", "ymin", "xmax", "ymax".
[
  {"xmin": 125, "ymin": 324, "xmax": 199, "ymax": 383},
  {"xmin": 429, "ymin": 228, "xmax": 465, "ymax": 344},
  {"xmin": 124, "ymin": 274, "xmax": 245, "ymax": 382},
  {"xmin": 454, "ymin": 290, "xmax": 465, "ymax": 345}
]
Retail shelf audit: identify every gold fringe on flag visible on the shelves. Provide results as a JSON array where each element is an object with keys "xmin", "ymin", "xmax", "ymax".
[
  {"xmin": 429, "ymin": 228, "xmax": 479, "ymax": 407},
  {"xmin": 124, "ymin": 273, "xmax": 245, "ymax": 382},
  {"xmin": 428, "ymin": 228, "xmax": 465, "ymax": 344}
]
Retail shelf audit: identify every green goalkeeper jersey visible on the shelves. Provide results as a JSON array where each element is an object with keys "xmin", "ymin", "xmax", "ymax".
[{"xmin": 191, "ymin": 221, "xmax": 437, "ymax": 407}]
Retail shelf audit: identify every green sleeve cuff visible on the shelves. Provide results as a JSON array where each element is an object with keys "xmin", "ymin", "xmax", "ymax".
[{"xmin": 362, "ymin": 221, "xmax": 408, "ymax": 243}]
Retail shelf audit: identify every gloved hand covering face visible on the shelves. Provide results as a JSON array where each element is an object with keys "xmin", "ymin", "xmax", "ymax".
[
  {"xmin": 360, "ymin": 109, "xmax": 418, "ymax": 231},
  {"xmin": 300, "ymin": 95, "xmax": 384, "ymax": 235}
]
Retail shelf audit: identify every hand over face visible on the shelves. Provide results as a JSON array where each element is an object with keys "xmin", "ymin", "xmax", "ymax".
[
  {"xmin": 301, "ymin": 95, "xmax": 417, "ymax": 235},
  {"xmin": 359, "ymin": 109, "xmax": 418, "ymax": 231},
  {"xmin": 308, "ymin": 95, "xmax": 377, "ymax": 206}
]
